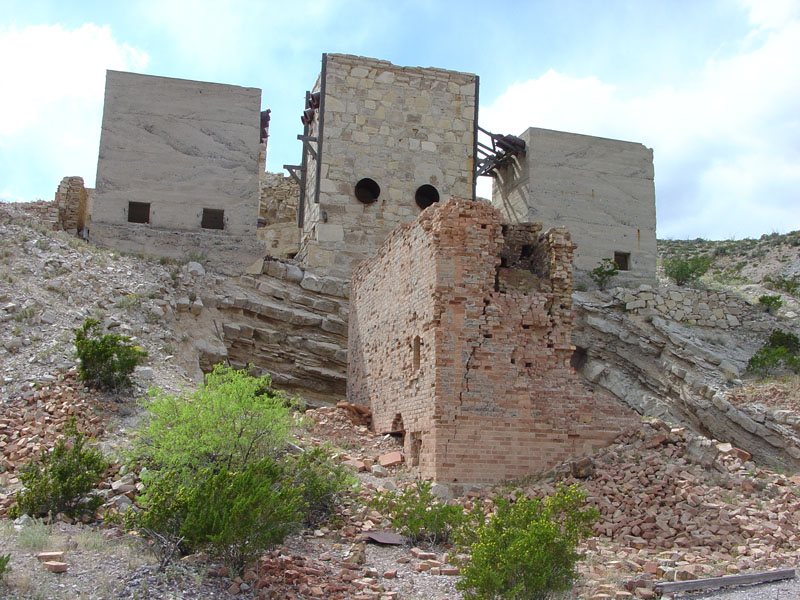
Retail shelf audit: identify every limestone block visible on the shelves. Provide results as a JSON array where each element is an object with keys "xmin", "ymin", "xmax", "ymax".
[{"xmin": 316, "ymin": 224, "xmax": 344, "ymax": 243}]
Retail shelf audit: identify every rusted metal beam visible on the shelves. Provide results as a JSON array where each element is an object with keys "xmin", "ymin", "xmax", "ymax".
[{"xmin": 654, "ymin": 568, "xmax": 796, "ymax": 594}]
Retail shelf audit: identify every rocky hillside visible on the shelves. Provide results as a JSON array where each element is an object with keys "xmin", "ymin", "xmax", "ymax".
[
  {"xmin": 570, "ymin": 231, "xmax": 800, "ymax": 472},
  {"xmin": 1, "ymin": 202, "xmax": 800, "ymax": 599}
]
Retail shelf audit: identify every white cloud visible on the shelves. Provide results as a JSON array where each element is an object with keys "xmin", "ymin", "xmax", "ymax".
[
  {"xmin": 0, "ymin": 24, "xmax": 148, "ymax": 200},
  {"xmin": 479, "ymin": 4, "xmax": 800, "ymax": 239}
]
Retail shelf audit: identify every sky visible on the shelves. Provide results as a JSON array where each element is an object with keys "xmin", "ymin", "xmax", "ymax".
[{"xmin": 1, "ymin": 0, "xmax": 798, "ymax": 240}]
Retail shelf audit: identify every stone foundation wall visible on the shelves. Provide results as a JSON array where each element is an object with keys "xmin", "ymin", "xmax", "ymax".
[
  {"xmin": 90, "ymin": 222, "xmax": 265, "ymax": 276},
  {"xmin": 53, "ymin": 176, "xmax": 88, "ymax": 233},
  {"xmin": 611, "ymin": 285, "xmax": 756, "ymax": 328},
  {"xmin": 258, "ymin": 172, "xmax": 299, "ymax": 257},
  {"xmin": 349, "ymin": 198, "xmax": 636, "ymax": 483}
]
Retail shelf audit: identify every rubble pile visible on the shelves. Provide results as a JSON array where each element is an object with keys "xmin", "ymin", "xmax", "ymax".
[
  {"xmin": 727, "ymin": 378, "xmax": 800, "ymax": 414},
  {"xmin": 514, "ymin": 421, "xmax": 800, "ymax": 598},
  {"xmin": 304, "ymin": 404, "xmax": 398, "ymax": 461},
  {"xmin": 0, "ymin": 371, "xmax": 108, "ymax": 516}
]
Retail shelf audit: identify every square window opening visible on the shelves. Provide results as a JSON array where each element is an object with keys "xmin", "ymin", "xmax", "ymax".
[
  {"xmin": 201, "ymin": 208, "xmax": 225, "ymax": 230},
  {"xmin": 128, "ymin": 202, "xmax": 150, "ymax": 224},
  {"xmin": 614, "ymin": 251, "xmax": 631, "ymax": 271}
]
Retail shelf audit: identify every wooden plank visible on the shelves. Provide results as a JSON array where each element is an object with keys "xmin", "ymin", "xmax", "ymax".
[{"xmin": 655, "ymin": 568, "xmax": 796, "ymax": 594}]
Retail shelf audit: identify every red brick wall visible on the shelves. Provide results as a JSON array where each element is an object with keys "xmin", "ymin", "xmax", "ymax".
[{"xmin": 349, "ymin": 198, "xmax": 636, "ymax": 483}]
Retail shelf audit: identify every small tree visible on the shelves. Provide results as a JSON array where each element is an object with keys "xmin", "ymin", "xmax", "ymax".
[
  {"xmin": 74, "ymin": 318, "xmax": 147, "ymax": 390},
  {"xmin": 128, "ymin": 365, "xmax": 353, "ymax": 573},
  {"xmin": 747, "ymin": 329, "xmax": 800, "ymax": 376},
  {"xmin": 13, "ymin": 420, "xmax": 108, "ymax": 517},
  {"xmin": 181, "ymin": 458, "xmax": 304, "ymax": 573},
  {"xmin": 133, "ymin": 364, "xmax": 297, "ymax": 476},
  {"xmin": 589, "ymin": 258, "xmax": 619, "ymax": 290},
  {"xmin": 758, "ymin": 294, "xmax": 783, "ymax": 314},
  {"xmin": 663, "ymin": 256, "xmax": 711, "ymax": 286},
  {"xmin": 457, "ymin": 484, "xmax": 598, "ymax": 600}
]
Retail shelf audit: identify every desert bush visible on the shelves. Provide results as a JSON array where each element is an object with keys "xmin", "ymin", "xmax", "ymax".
[
  {"xmin": 589, "ymin": 258, "xmax": 618, "ymax": 290},
  {"xmin": 372, "ymin": 479, "xmax": 469, "ymax": 545},
  {"xmin": 457, "ymin": 484, "xmax": 598, "ymax": 600},
  {"xmin": 758, "ymin": 295, "xmax": 783, "ymax": 314},
  {"xmin": 747, "ymin": 329, "xmax": 800, "ymax": 376},
  {"xmin": 12, "ymin": 421, "xmax": 107, "ymax": 518},
  {"xmin": 288, "ymin": 445, "xmax": 357, "ymax": 526},
  {"xmin": 133, "ymin": 364, "xmax": 297, "ymax": 476},
  {"xmin": 663, "ymin": 255, "xmax": 711, "ymax": 286},
  {"xmin": 763, "ymin": 274, "xmax": 800, "ymax": 295},
  {"xmin": 74, "ymin": 318, "xmax": 147, "ymax": 390},
  {"xmin": 181, "ymin": 458, "xmax": 304, "ymax": 573},
  {"xmin": 128, "ymin": 365, "xmax": 351, "ymax": 573}
]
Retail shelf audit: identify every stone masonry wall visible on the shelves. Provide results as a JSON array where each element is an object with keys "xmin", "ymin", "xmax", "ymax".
[
  {"xmin": 610, "ymin": 285, "xmax": 750, "ymax": 329},
  {"xmin": 258, "ymin": 172, "xmax": 300, "ymax": 258},
  {"xmin": 349, "ymin": 198, "xmax": 636, "ymax": 483},
  {"xmin": 493, "ymin": 127, "xmax": 657, "ymax": 289},
  {"xmin": 53, "ymin": 176, "xmax": 88, "ymax": 234},
  {"xmin": 299, "ymin": 54, "xmax": 477, "ymax": 277}
]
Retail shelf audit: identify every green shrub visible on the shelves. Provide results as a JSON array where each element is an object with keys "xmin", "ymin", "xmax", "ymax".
[
  {"xmin": 133, "ymin": 364, "xmax": 297, "ymax": 476},
  {"xmin": 589, "ymin": 258, "xmax": 619, "ymax": 290},
  {"xmin": 767, "ymin": 329, "xmax": 800, "ymax": 353},
  {"xmin": 763, "ymin": 274, "xmax": 800, "ymax": 295},
  {"xmin": 663, "ymin": 255, "xmax": 711, "ymax": 286},
  {"xmin": 372, "ymin": 479, "xmax": 468, "ymax": 545},
  {"xmin": 74, "ymin": 318, "xmax": 147, "ymax": 390},
  {"xmin": 181, "ymin": 458, "xmax": 304, "ymax": 573},
  {"xmin": 457, "ymin": 484, "xmax": 598, "ymax": 600},
  {"xmin": 128, "ymin": 365, "xmax": 329, "ymax": 572},
  {"xmin": 12, "ymin": 421, "xmax": 107, "ymax": 517},
  {"xmin": 0, "ymin": 553, "xmax": 10, "ymax": 578},
  {"xmin": 747, "ymin": 329, "xmax": 800, "ymax": 376},
  {"xmin": 288, "ymin": 445, "xmax": 357, "ymax": 526},
  {"xmin": 758, "ymin": 295, "xmax": 783, "ymax": 314}
]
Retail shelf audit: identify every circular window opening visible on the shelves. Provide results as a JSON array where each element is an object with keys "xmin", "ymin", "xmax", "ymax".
[
  {"xmin": 415, "ymin": 184, "xmax": 440, "ymax": 210},
  {"xmin": 354, "ymin": 178, "xmax": 380, "ymax": 204}
]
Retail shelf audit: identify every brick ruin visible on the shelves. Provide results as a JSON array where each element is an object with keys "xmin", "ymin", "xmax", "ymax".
[{"xmin": 348, "ymin": 198, "xmax": 637, "ymax": 483}]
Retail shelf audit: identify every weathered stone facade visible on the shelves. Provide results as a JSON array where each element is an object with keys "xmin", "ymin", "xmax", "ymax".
[
  {"xmin": 349, "ymin": 198, "xmax": 636, "ymax": 483},
  {"xmin": 297, "ymin": 54, "xmax": 478, "ymax": 277},
  {"xmin": 258, "ymin": 172, "xmax": 300, "ymax": 258},
  {"xmin": 91, "ymin": 70, "xmax": 265, "ymax": 272},
  {"xmin": 53, "ymin": 176, "xmax": 89, "ymax": 234},
  {"xmin": 493, "ymin": 127, "xmax": 657, "ymax": 289}
]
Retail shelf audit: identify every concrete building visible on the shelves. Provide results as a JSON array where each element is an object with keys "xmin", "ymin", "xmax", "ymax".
[
  {"xmin": 293, "ymin": 54, "xmax": 478, "ymax": 278},
  {"xmin": 348, "ymin": 198, "xmax": 636, "ymax": 483},
  {"xmin": 91, "ymin": 70, "xmax": 266, "ymax": 272},
  {"xmin": 492, "ymin": 127, "xmax": 657, "ymax": 289}
]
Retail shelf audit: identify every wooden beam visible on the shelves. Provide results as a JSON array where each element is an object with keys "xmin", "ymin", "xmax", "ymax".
[{"xmin": 654, "ymin": 568, "xmax": 796, "ymax": 594}]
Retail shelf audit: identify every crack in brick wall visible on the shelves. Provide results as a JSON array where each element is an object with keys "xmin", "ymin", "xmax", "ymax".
[{"xmin": 349, "ymin": 198, "xmax": 638, "ymax": 483}]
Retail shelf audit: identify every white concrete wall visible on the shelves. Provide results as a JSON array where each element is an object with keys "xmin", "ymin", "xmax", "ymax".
[
  {"xmin": 492, "ymin": 127, "xmax": 657, "ymax": 288},
  {"xmin": 93, "ymin": 70, "xmax": 262, "ymax": 237}
]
